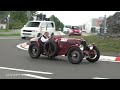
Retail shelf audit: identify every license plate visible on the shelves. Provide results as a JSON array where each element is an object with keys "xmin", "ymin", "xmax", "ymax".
[{"xmin": 74, "ymin": 33, "xmax": 79, "ymax": 34}]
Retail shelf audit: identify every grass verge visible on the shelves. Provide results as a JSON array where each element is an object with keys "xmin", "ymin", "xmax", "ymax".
[
  {"xmin": 0, "ymin": 33, "xmax": 20, "ymax": 36},
  {"xmin": 74, "ymin": 35, "xmax": 120, "ymax": 53}
]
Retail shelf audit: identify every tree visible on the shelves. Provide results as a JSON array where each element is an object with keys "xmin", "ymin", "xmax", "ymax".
[
  {"xmin": 9, "ymin": 11, "xmax": 28, "ymax": 29},
  {"xmin": 107, "ymin": 12, "xmax": 120, "ymax": 34},
  {"xmin": 49, "ymin": 15, "xmax": 64, "ymax": 31},
  {"xmin": 0, "ymin": 11, "xmax": 37, "ymax": 29}
]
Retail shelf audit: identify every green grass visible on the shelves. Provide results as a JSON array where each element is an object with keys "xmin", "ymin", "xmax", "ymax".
[
  {"xmin": 0, "ymin": 33, "xmax": 20, "ymax": 36},
  {"xmin": 74, "ymin": 35, "xmax": 120, "ymax": 53},
  {"xmin": 0, "ymin": 30, "xmax": 10, "ymax": 32}
]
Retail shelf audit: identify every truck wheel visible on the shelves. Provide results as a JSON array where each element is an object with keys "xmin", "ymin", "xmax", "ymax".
[
  {"xmin": 86, "ymin": 46, "xmax": 100, "ymax": 63},
  {"xmin": 28, "ymin": 42, "xmax": 42, "ymax": 59},
  {"xmin": 44, "ymin": 40, "xmax": 58, "ymax": 57},
  {"xmin": 67, "ymin": 47, "xmax": 83, "ymax": 64},
  {"xmin": 21, "ymin": 37, "xmax": 26, "ymax": 39}
]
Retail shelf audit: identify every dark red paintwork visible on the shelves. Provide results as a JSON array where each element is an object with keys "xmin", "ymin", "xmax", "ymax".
[{"xmin": 30, "ymin": 36, "xmax": 82, "ymax": 56}]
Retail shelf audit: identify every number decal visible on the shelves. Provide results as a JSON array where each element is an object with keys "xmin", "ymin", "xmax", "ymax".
[{"xmin": 61, "ymin": 38, "xmax": 68, "ymax": 42}]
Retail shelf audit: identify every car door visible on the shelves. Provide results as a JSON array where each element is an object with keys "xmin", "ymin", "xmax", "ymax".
[{"xmin": 46, "ymin": 22, "xmax": 55, "ymax": 32}]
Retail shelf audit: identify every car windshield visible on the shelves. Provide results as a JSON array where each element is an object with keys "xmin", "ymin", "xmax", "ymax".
[
  {"xmin": 52, "ymin": 31, "xmax": 66, "ymax": 37},
  {"xmin": 71, "ymin": 26, "xmax": 80, "ymax": 30},
  {"xmin": 65, "ymin": 25, "xmax": 71, "ymax": 28},
  {"xmin": 26, "ymin": 22, "xmax": 40, "ymax": 27}
]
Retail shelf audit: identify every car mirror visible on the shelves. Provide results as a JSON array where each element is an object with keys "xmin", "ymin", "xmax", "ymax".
[{"xmin": 24, "ymin": 25, "xmax": 26, "ymax": 27}]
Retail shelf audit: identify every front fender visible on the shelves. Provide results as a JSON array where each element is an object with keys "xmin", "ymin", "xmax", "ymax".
[
  {"xmin": 65, "ymin": 45, "xmax": 80, "ymax": 56},
  {"xmin": 30, "ymin": 37, "xmax": 40, "ymax": 46}
]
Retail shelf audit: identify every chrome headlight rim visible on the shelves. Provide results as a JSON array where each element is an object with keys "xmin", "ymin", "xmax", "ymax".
[
  {"xmin": 88, "ymin": 44, "xmax": 94, "ymax": 50},
  {"xmin": 79, "ymin": 44, "xmax": 84, "ymax": 51}
]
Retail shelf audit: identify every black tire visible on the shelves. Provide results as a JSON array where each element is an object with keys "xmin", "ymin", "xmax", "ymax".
[
  {"xmin": 37, "ymin": 33, "xmax": 41, "ymax": 37},
  {"xmin": 28, "ymin": 42, "xmax": 42, "ymax": 59},
  {"xmin": 86, "ymin": 46, "xmax": 100, "ymax": 63},
  {"xmin": 67, "ymin": 47, "xmax": 83, "ymax": 64},
  {"xmin": 44, "ymin": 40, "xmax": 58, "ymax": 57},
  {"xmin": 21, "ymin": 37, "xmax": 26, "ymax": 39}
]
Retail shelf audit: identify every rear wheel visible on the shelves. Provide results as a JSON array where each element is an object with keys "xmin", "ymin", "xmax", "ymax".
[
  {"xmin": 86, "ymin": 46, "xmax": 100, "ymax": 63},
  {"xmin": 67, "ymin": 47, "xmax": 83, "ymax": 64},
  {"xmin": 28, "ymin": 42, "xmax": 42, "ymax": 59}
]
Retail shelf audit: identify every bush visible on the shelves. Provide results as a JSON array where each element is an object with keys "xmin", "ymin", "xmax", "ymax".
[{"xmin": 9, "ymin": 20, "xmax": 24, "ymax": 29}]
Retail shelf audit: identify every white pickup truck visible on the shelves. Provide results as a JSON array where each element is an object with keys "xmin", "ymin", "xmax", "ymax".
[{"xmin": 20, "ymin": 21, "xmax": 55, "ymax": 39}]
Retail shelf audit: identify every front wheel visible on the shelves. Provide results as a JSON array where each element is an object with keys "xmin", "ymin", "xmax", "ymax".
[
  {"xmin": 67, "ymin": 47, "xmax": 83, "ymax": 64},
  {"xmin": 86, "ymin": 46, "xmax": 100, "ymax": 63},
  {"xmin": 28, "ymin": 42, "xmax": 42, "ymax": 59}
]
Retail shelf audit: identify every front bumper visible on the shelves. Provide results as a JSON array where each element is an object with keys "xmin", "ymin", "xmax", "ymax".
[{"xmin": 21, "ymin": 32, "xmax": 37, "ymax": 38}]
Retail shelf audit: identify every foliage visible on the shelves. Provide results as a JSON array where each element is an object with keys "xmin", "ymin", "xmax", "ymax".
[{"xmin": 49, "ymin": 15, "xmax": 64, "ymax": 31}]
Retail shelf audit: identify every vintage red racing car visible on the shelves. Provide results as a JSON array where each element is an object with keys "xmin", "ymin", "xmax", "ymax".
[{"xmin": 28, "ymin": 36, "xmax": 100, "ymax": 64}]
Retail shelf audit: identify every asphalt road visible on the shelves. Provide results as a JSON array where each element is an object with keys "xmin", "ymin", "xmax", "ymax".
[{"xmin": 0, "ymin": 38, "xmax": 120, "ymax": 79}]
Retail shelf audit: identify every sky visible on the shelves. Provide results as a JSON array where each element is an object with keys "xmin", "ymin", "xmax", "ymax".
[{"xmin": 37, "ymin": 11, "xmax": 119, "ymax": 25}]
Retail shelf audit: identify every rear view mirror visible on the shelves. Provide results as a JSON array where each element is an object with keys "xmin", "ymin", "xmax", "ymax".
[{"xmin": 24, "ymin": 25, "xmax": 26, "ymax": 27}]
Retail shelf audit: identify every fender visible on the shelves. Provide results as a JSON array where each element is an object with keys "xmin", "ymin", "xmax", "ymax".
[
  {"xmin": 30, "ymin": 37, "xmax": 40, "ymax": 46},
  {"xmin": 65, "ymin": 45, "xmax": 80, "ymax": 56}
]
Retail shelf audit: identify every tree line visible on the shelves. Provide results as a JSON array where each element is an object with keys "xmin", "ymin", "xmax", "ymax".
[
  {"xmin": 100, "ymin": 12, "xmax": 120, "ymax": 34},
  {"xmin": 0, "ymin": 11, "xmax": 64, "ymax": 30}
]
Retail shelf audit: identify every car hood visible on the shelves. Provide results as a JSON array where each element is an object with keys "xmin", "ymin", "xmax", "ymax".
[
  {"xmin": 52, "ymin": 36, "xmax": 81, "ymax": 45},
  {"xmin": 62, "ymin": 37, "xmax": 81, "ymax": 45},
  {"xmin": 21, "ymin": 27, "xmax": 39, "ymax": 30}
]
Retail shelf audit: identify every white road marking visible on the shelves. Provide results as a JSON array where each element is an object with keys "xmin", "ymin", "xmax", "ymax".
[
  {"xmin": 22, "ymin": 74, "xmax": 51, "ymax": 79},
  {"xmin": 16, "ymin": 44, "xmax": 28, "ymax": 51},
  {"xmin": 0, "ymin": 66, "xmax": 53, "ymax": 75},
  {"xmin": 92, "ymin": 77, "xmax": 109, "ymax": 79},
  {"xmin": 99, "ymin": 59, "xmax": 120, "ymax": 63},
  {"xmin": 6, "ymin": 73, "xmax": 51, "ymax": 79}
]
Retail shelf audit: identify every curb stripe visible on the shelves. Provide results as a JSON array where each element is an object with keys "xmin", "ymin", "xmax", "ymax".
[{"xmin": 115, "ymin": 57, "xmax": 120, "ymax": 61}]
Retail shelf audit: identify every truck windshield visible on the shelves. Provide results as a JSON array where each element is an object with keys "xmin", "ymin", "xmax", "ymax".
[{"xmin": 26, "ymin": 22, "xmax": 40, "ymax": 27}]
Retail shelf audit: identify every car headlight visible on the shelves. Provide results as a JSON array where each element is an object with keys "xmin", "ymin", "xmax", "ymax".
[
  {"xmin": 89, "ymin": 44, "xmax": 94, "ymax": 50},
  {"xmin": 69, "ymin": 30, "xmax": 73, "ymax": 33},
  {"xmin": 79, "ymin": 44, "xmax": 84, "ymax": 50}
]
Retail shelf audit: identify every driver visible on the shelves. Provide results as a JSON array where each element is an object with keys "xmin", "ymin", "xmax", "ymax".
[{"xmin": 40, "ymin": 32, "xmax": 49, "ymax": 45}]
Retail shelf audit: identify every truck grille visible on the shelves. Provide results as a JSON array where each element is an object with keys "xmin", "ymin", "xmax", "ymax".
[
  {"xmin": 23, "ymin": 30, "xmax": 32, "ymax": 32},
  {"xmin": 22, "ymin": 33, "xmax": 31, "ymax": 35}
]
